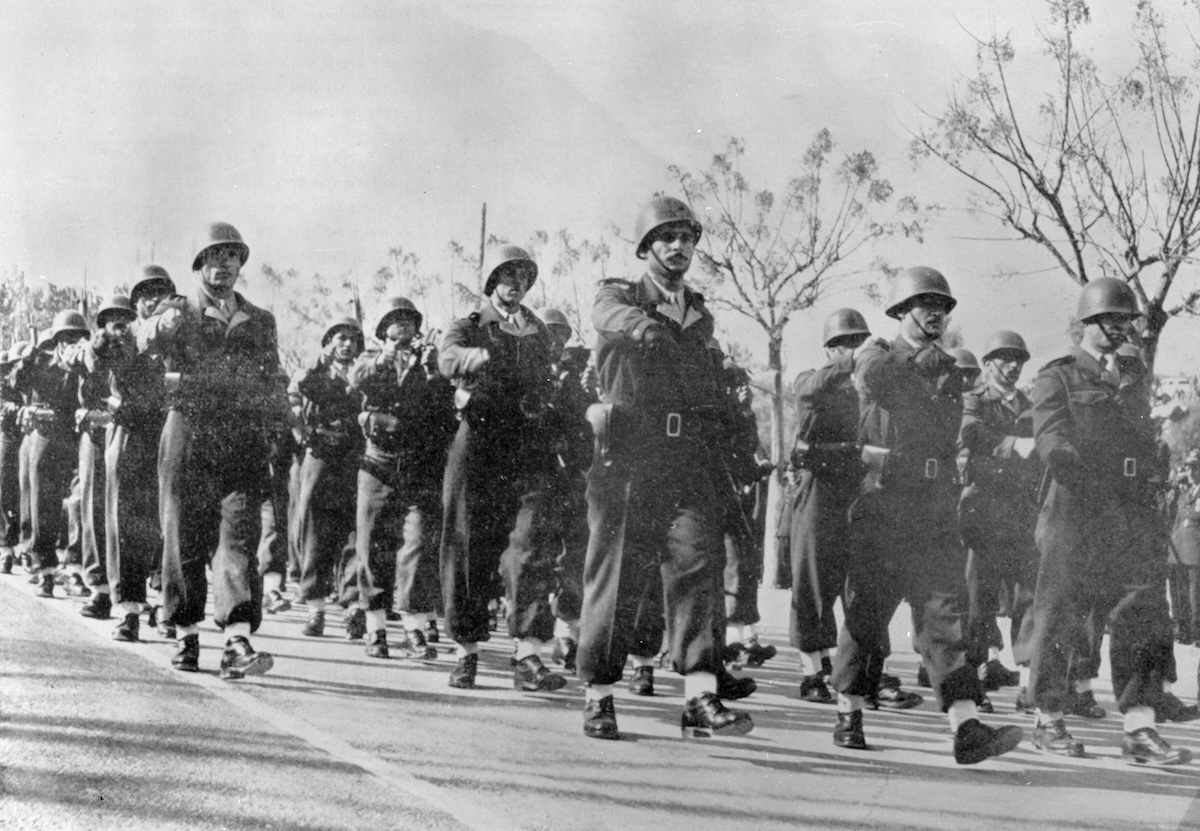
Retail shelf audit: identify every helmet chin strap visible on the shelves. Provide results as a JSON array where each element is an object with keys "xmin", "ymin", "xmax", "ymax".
[
  {"xmin": 1096, "ymin": 319, "xmax": 1128, "ymax": 348},
  {"xmin": 650, "ymin": 247, "xmax": 688, "ymax": 278},
  {"xmin": 906, "ymin": 308, "xmax": 940, "ymax": 341}
]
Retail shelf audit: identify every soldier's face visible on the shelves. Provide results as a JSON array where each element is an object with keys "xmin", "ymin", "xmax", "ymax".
[
  {"xmin": 647, "ymin": 224, "xmax": 696, "ymax": 276},
  {"xmin": 384, "ymin": 319, "xmax": 417, "ymax": 347},
  {"xmin": 135, "ymin": 290, "xmax": 168, "ymax": 320},
  {"xmin": 104, "ymin": 318, "xmax": 131, "ymax": 339},
  {"xmin": 328, "ymin": 330, "xmax": 359, "ymax": 362},
  {"xmin": 548, "ymin": 324, "xmax": 571, "ymax": 350},
  {"xmin": 986, "ymin": 353, "xmax": 1025, "ymax": 388},
  {"xmin": 200, "ymin": 244, "xmax": 243, "ymax": 293},
  {"xmin": 1082, "ymin": 313, "xmax": 1134, "ymax": 353},
  {"xmin": 904, "ymin": 295, "xmax": 952, "ymax": 339},
  {"xmin": 493, "ymin": 269, "xmax": 530, "ymax": 307}
]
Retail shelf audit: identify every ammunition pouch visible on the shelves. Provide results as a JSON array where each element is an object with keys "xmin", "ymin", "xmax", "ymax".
[
  {"xmin": 792, "ymin": 439, "xmax": 862, "ymax": 478},
  {"xmin": 360, "ymin": 411, "xmax": 403, "ymax": 453}
]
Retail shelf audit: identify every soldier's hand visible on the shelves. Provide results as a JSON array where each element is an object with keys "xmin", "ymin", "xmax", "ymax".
[
  {"xmin": 641, "ymin": 324, "xmax": 667, "ymax": 349},
  {"xmin": 852, "ymin": 336, "xmax": 889, "ymax": 364},
  {"xmin": 461, "ymin": 347, "xmax": 490, "ymax": 374},
  {"xmin": 1013, "ymin": 437, "xmax": 1036, "ymax": 459}
]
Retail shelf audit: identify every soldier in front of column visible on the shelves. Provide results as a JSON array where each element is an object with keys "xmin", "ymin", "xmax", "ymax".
[
  {"xmin": 154, "ymin": 222, "xmax": 286, "ymax": 679},
  {"xmin": 13, "ymin": 310, "xmax": 92, "ymax": 600},
  {"xmin": 293, "ymin": 317, "xmax": 366, "ymax": 639},
  {"xmin": 831, "ymin": 267, "xmax": 1021, "ymax": 764},
  {"xmin": 440, "ymin": 248, "xmax": 566, "ymax": 692},
  {"xmin": 956, "ymin": 331, "xmax": 1035, "ymax": 714},
  {"xmin": 0, "ymin": 342, "xmax": 29, "ymax": 575},
  {"xmin": 788, "ymin": 308, "xmax": 871, "ymax": 704},
  {"xmin": 1027, "ymin": 278, "xmax": 1190, "ymax": 763},
  {"xmin": 576, "ymin": 196, "xmax": 753, "ymax": 741}
]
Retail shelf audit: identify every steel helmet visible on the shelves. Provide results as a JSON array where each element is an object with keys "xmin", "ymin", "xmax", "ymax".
[
  {"xmin": 375, "ymin": 296, "xmax": 423, "ymax": 340},
  {"xmin": 51, "ymin": 309, "xmax": 90, "ymax": 342},
  {"xmin": 634, "ymin": 196, "xmax": 703, "ymax": 259},
  {"xmin": 96, "ymin": 296, "xmax": 137, "ymax": 329},
  {"xmin": 950, "ymin": 348, "xmax": 980, "ymax": 373},
  {"xmin": 192, "ymin": 222, "xmax": 249, "ymax": 271},
  {"xmin": 5, "ymin": 341, "xmax": 29, "ymax": 363},
  {"xmin": 322, "ymin": 316, "xmax": 364, "ymax": 349},
  {"xmin": 980, "ymin": 330, "xmax": 1030, "ymax": 363},
  {"xmin": 885, "ymin": 266, "xmax": 957, "ymax": 319},
  {"xmin": 821, "ymin": 307, "xmax": 871, "ymax": 347},
  {"xmin": 1186, "ymin": 449, "xmax": 1200, "ymax": 466},
  {"xmin": 540, "ymin": 308, "xmax": 571, "ymax": 329},
  {"xmin": 36, "ymin": 328, "xmax": 55, "ymax": 351},
  {"xmin": 1075, "ymin": 277, "xmax": 1140, "ymax": 322},
  {"xmin": 482, "ymin": 244, "xmax": 537, "ymax": 296},
  {"xmin": 131, "ymin": 265, "xmax": 175, "ymax": 304}
]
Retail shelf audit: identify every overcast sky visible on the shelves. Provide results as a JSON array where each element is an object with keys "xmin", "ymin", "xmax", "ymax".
[{"xmin": 3, "ymin": 0, "xmax": 1199, "ymax": 377}]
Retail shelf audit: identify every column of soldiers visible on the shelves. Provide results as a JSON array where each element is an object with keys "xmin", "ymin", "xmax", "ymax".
[
  {"xmin": 786, "ymin": 270, "xmax": 1200, "ymax": 765},
  {"xmin": 4, "ymin": 203, "xmax": 1199, "ymax": 765}
]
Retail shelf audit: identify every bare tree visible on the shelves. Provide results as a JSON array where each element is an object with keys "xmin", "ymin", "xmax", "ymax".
[
  {"xmin": 671, "ymin": 135, "xmax": 929, "ymax": 580},
  {"xmin": 911, "ymin": 0, "xmax": 1200, "ymax": 372}
]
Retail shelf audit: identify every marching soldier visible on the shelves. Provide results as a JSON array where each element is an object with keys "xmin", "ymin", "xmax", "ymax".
[
  {"xmin": 540, "ymin": 308, "xmax": 594, "ymax": 671},
  {"xmin": 831, "ymin": 266, "xmax": 1021, "ymax": 763},
  {"xmin": 13, "ymin": 310, "xmax": 91, "ymax": 599},
  {"xmin": 74, "ymin": 297, "xmax": 139, "ymax": 622},
  {"xmin": 789, "ymin": 309, "xmax": 871, "ymax": 703},
  {"xmin": 1169, "ymin": 449, "xmax": 1200, "ymax": 646},
  {"xmin": 576, "ymin": 196, "xmax": 753, "ymax": 740},
  {"xmin": 102, "ymin": 269, "xmax": 173, "ymax": 640},
  {"xmin": 1027, "ymin": 278, "xmax": 1190, "ymax": 762},
  {"xmin": 439, "ymin": 247, "xmax": 566, "ymax": 692},
  {"xmin": 957, "ymin": 331, "xmax": 1036, "ymax": 712},
  {"xmin": 153, "ymin": 222, "xmax": 285, "ymax": 679},
  {"xmin": 350, "ymin": 298, "xmax": 453, "ymax": 657},
  {"xmin": 293, "ymin": 316, "xmax": 367, "ymax": 639},
  {"xmin": 0, "ymin": 342, "xmax": 28, "ymax": 575}
]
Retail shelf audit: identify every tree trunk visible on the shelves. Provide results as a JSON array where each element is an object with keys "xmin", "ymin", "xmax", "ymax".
[{"xmin": 761, "ymin": 336, "xmax": 787, "ymax": 588}]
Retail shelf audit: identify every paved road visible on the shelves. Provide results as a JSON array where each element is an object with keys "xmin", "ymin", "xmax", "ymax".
[{"xmin": 3, "ymin": 570, "xmax": 1200, "ymax": 831}]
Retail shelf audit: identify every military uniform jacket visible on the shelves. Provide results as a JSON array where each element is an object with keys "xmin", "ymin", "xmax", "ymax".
[
  {"xmin": 855, "ymin": 336, "xmax": 963, "ymax": 480},
  {"xmin": 958, "ymin": 383, "xmax": 1040, "ymax": 497},
  {"xmin": 793, "ymin": 353, "xmax": 861, "ymax": 481},
  {"xmin": 139, "ymin": 290, "xmax": 284, "ymax": 427},
  {"xmin": 350, "ymin": 346, "xmax": 454, "ymax": 478},
  {"xmin": 1031, "ymin": 346, "xmax": 1161, "ymax": 496},
  {"xmin": 1171, "ymin": 482, "xmax": 1200, "ymax": 567},
  {"xmin": 12, "ymin": 345, "xmax": 87, "ymax": 437},
  {"xmin": 439, "ymin": 302, "xmax": 555, "ymax": 432},
  {"xmin": 591, "ymin": 273, "xmax": 727, "ymax": 449}
]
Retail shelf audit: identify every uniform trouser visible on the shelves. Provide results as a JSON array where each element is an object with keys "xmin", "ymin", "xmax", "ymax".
[
  {"xmin": 959, "ymin": 488, "xmax": 1038, "ymax": 665},
  {"xmin": 723, "ymin": 493, "xmax": 761, "ymax": 626},
  {"xmin": 18, "ymin": 433, "xmax": 32, "ymax": 549},
  {"xmin": 295, "ymin": 448, "xmax": 359, "ymax": 605},
  {"xmin": 548, "ymin": 473, "xmax": 589, "ymax": 624},
  {"xmin": 789, "ymin": 470, "xmax": 857, "ymax": 654},
  {"xmin": 832, "ymin": 481, "xmax": 981, "ymax": 711},
  {"xmin": 257, "ymin": 451, "xmax": 291, "ymax": 584},
  {"xmin": 287, "ymin": 452, "xmax": 303, "ymax": 581},
  {"xmin": 78, "ymin": 428, "xmax": 106, "ymax": 587},
  {"xmin": 26, "ymin": 428, "xmax": 77, "ymax": 572},
  {"xmin": 106, "ymin": 422, "xmax": 163, "ymax": 606},
  {"xmin": 1168, "ymin": 564, "xmax": 1200, "ymax": 642},
  {"xmin": 357, "ymin": 458, "xmax": 439, "ymax": 615},
  {"xmin": 577, "ymin": 447, "xmax": 723, "ymax": 686},
  {"xmin": 440, "ymin": 419, "xmax": 558, "ymax": 645},
  {"xmin": 159, "ymin": 409, "xmax": 268, "ymax": 632},
  {"xmin": 0, "ymin": 429, "xmax": 22, "ymax": 548},
  {"xmin": 63, "ymin": 469, "xmax": 82, "ymax": 567},
  {"xmin": 1029, "ymin": 480, "xmax": 1175, "ymax": 714}
]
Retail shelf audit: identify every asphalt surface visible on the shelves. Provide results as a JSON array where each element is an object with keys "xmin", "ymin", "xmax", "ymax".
[{"xmin": 3, "ymin": 569, "xmax": 1200, "ymax": 831}]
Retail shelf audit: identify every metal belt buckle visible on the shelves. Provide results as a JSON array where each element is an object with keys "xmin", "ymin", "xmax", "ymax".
[
  {"xmin": 924, "ymin": 458, "xmax": 938, "ymax": 479},
  {"xmin": 1123, "ymin": 457, "xmax": 1137, "ymax": 478},
  {"xmin": 666, "ymin": 412, "xmax": 682, "ymax": 438}
]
